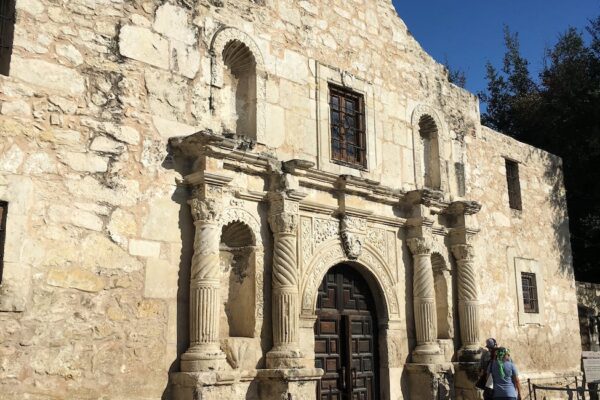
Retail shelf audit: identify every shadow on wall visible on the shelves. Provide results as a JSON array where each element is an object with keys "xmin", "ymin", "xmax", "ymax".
[
  {"xmin": 540, "ymin": 151, "xmax": 574, "ymax": 279},
  {"xmin": 160, "ymin": 144, "xmax": 194, "ymax": 400}
]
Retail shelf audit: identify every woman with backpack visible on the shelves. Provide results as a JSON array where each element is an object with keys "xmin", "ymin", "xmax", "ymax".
[{"xmin": 489, "ymin": 347, "xmax": 522, "ymax": 400}]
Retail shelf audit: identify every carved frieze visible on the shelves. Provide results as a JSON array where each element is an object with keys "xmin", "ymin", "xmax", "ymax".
[
  {"xmin": 366, "ymin": 228, "xmax": 387, "ymax": 259},
  {"xmin": 300, "ymin": 216, "xmax": 313, "ymax": 266}
]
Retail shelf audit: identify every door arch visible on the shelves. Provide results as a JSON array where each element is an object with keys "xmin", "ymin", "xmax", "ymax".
[{"xmin": 314, "ymin": 264, "xmax": 379, "ymax": 400}]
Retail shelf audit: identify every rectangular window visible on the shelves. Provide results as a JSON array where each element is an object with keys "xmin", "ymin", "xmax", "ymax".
[
  {"xmin": 505, "ymin": 159, "xmax": 522, "ymax": 210},
  {"xmin": 329, "ymin": 84, "xmax": 367, "ymax": 168},
  {"xmin": 521, "ymin": 272, "xmax": 539, "ymax": 313},
  {"xmin": 0, "ymin": 0, "xmax": 16, "ymax": 76},
  {"xmin": 0, "ymin": 201, "xmax": 7, "ymax": 283}
]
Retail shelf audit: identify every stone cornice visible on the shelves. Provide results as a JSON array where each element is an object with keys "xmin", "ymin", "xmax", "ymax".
[{"xmin": 171, "ymin": 132, "xmax": 481, "ymax": 215}]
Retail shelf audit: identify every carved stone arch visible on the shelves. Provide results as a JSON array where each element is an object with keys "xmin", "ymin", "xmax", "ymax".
[
  {"xmin": 210, "ymin": 27, "xmax": 266, "ymax": 142},
  {"xmin": 411, "ymin": 104, "xmax": 448, "ymax": 191},
  {"xmin": 301, "ymin": 239, "xmax": 400, "ymax": 322}
]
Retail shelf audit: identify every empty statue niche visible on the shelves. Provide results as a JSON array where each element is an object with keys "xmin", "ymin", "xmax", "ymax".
[
  {"xmin": 432, "ymin": 253, "xmax": 453, "ymax": 340},
  {"xmin": 419, "ymin": 115, "xmax": 441, "ymax": 190},
  {"xmin": 219, "ymin": 221, "xmax": 256, "ymax": 338},
  {"xmin": 220, "ymin": 40, "xmax": 257, "ymax": 139}
]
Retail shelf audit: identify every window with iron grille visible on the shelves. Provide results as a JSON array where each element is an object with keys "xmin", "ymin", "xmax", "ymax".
[
  {"xmin": 0, "ymin": 0, "xmax": 16, "ymax": 76},
  {"xmin": 505, "ymin": 159, "xmax": 522, "ymax": 210},
  {"xmin": 329, "ymin": 84, "xmax": 367, "ymax": 168},
  {"xmin": 521, "ymin": 272, "xmax": 539, "ymax": 313},
  {"xmin": 0, "ymin": 201, "xmax": 7, "ymax": 283}
]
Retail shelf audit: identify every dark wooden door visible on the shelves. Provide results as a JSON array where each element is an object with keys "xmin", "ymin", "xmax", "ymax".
[{"xmin": 315, "ymin": 265, "xmax": 378, "ymax": 400}]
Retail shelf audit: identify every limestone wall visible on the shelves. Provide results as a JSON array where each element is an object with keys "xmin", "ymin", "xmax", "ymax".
[
  {"xmin": 467, "ymin": 126, "xmax": 581, "ymax": 378},
  {"xmin": 0, "ymin": 0, "xmax": 580, "ymax": 398}
]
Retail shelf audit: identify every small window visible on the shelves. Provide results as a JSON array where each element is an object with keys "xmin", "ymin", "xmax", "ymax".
[
  {"xmin": 0, "ymin": 201, "xmax": 7, "ymax": 283},
  {"xmin": 505, "ymin": 159, "xmax": 522, "ymax": 210},
  {"xmin": 329, "ymin": 84, "xmax": 366, "ymax": 168},
  {"xmin": 521, "ymin": 272, "xmax": 539, "ymax": 313},
  {"xmin": 0, "ymin": 0, "xmax": 16, "ymax": 76}
]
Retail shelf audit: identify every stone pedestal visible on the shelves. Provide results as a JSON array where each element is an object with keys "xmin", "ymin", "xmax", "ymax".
[
  {"xmin": 453, "ymin": 362, "xmax": 482, "ymax": 400},
  {"xmin": 256, "ymin": 368, "xmax": 323, "ymax": 399},
  {"xmin": 406, "ymin": 363, "xmax": 455, "ymax": 400},
  {"xmin": 170, "ymin": 371, "xmax": 252, "ymax": 400}
]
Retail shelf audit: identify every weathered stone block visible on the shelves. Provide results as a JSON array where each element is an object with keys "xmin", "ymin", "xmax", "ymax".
[
  {"xmin": 11, "ymin": 57, "xmax": 85, "ymax": 95},
  {"xmin": 129, "ymin": 239, "xmax": 161, "ymax": 258},
  {"xmin": 60, "ymin": 152, "xmax": 108, "ymax": 173},
  {"xmin": 154, "ymin": 3, "xmax": 197, "ymax": 45},
  {"xmin": 144, "ymin": 258, "xmax": 178, "ymax": 298},
  {"xmin": 119, "ymin": 25, "xmax": 169, "ymax": 69},
  {"xmin": 46, "ymin": 268, "xmax": 106, "ymax": 292}
]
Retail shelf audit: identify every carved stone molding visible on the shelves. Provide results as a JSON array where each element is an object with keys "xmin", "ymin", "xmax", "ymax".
[
  {"xmin": 341, "ymin": 230, "xmax": 362, "ymax": 260},
  {"xmin": 301, "ymin": 241, "xmax": 400, "ymax": 319},
  {"xmin": 269, "ymin": 212, "xmax": 298, "ymax": 235}
]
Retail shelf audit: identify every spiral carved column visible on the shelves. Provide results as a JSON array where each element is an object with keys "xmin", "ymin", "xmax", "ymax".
[
  {"xmin": 407, "ymin": 237, "xmax": 444, "ymax": 363},
  {"xmin": 181, "ymin": 198, "xmax": 226, "ymax": 372},
  {"xmin": 267, "ymin": 194, "xmax": 302, "ymax": 368},
  {"xmin": 451, "ymin": 244, "xmax": 481, "ymax": 360}
]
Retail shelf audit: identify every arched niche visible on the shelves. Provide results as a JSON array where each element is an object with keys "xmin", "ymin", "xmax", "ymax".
[
  {"xmin": 431, "ymin": 252, "xmax": 453, "ymax": 340},
  {"xmin": 411, "ymin": 105, "xmax": 447, "ymax": 192},
  {"xmin": 210, "ymin": 27, "xmax": 266, "ymax": 142},
  {"xmin": 219, "ymin": 221, "xmax": 256, "ymax": 338}
]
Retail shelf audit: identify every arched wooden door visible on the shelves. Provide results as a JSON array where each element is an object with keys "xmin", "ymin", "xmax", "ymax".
[{"xmin": 315, "ymin": 264, "xmax": 379, "ymax": 400}]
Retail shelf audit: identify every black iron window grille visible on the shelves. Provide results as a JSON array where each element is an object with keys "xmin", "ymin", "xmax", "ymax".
[
  {"xmin": 521, "ymin": 272, "xmax": 539, "ymax": 313},
  {"xmin": 329, "ymin": 84, "xmax": 367, "ymax": 169}
]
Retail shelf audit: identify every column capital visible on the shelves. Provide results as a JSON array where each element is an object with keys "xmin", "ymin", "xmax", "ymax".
[
  {"xmin": 407, "ymin": 236, "xmax": 432, "ymax": 256},
  {"xmin": 268, "ymin": 192, "xmax": 300, "ymax": 235},
  {"xmin": 451, "ymin": 244, "xmax": 475, "ymax": 262},
  {"xmin": 189, "ymin": 197, "xmax": 222, "ymax": 223}
]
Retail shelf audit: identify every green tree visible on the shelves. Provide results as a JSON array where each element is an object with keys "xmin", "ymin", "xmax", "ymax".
[{"xmin": 480, "ymin": 19, "xmax": 600, "ymax": 283}]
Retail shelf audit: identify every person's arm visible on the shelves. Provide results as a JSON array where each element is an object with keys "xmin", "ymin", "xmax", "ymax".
[{"xmin": 512, "ymin": 373, "xmax": 522, "ymax": 399}]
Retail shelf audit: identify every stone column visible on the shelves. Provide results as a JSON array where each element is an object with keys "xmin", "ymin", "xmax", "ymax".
[
  {"xmin": 451, "ymin": 244, "xmax": 480, "ymax": 360},
  {"xmin": 407, "ymin": 236, "xmax": 443, "ymax": 363},
  {"xmin": 180, "ymin": 197, "xmax": 226, "ymax": 372},
  {"xmin": 267, "ymin": 193, "xmax": 302, "ymax": 368}
]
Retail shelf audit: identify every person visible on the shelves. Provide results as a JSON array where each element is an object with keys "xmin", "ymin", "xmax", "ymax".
[
  {"xmin": 478, "ymin": 338, "xmax": 497, "ymax": 400},
  {"xmin": 489, "ymin": 347, "xmax": 522, "ymax": 400},
  {"xmin": 480, "ymin": 338, "xmax": 498, "ymax": 373}
]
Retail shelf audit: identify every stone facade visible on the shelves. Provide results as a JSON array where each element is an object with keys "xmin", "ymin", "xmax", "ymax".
[{"xmin": 0, "ymin": 0, "xmax": 581, "ymax": 399}]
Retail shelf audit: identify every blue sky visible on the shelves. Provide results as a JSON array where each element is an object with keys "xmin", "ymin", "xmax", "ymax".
[{"xmin": 392, "ymin": 0, "xmax": 600, "ymax": 98}]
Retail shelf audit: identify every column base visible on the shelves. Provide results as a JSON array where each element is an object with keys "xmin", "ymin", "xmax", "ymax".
[
  {"xmin": 453, "ymin": 362, "xmax": 482, "ymax": 400},
  {"xmin": 458, "ymin": 346, "xmax": 482, "ymax": 362},
  {"xmin": 412, "ymin": 343, "xmax": 446, "ymax": 364},
  {"xmin": 406, "ymin": 362, "xmax": 454, "ymax": 400},
  {"xmin": 181, "ymin": 345, "xmax": 227, "ymax": 372},
  {"xmin": 256, "ymin": 368, "xmax": 323, "ymax": 399},
  {"xmin": 266, "ymin": 347, "xmax": 303, "ymax": 369}
]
